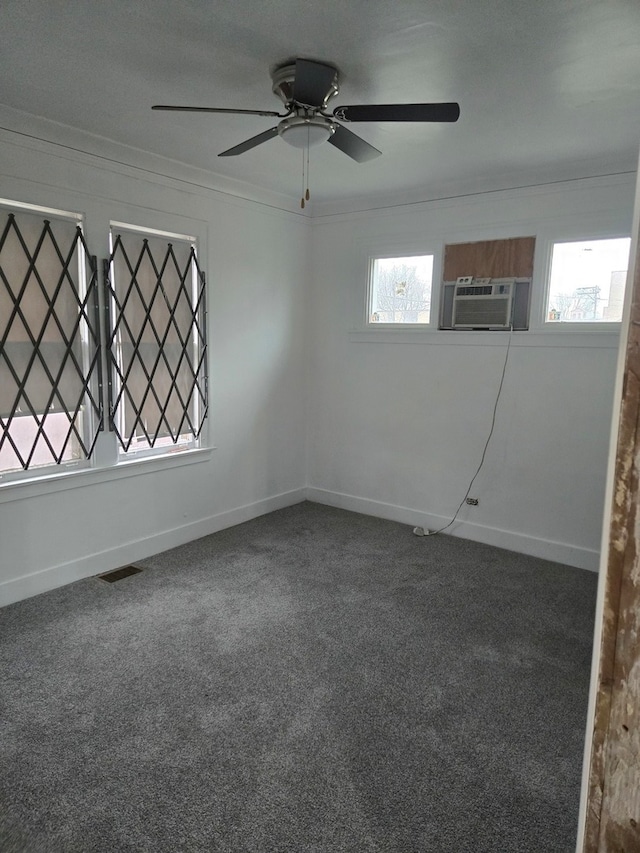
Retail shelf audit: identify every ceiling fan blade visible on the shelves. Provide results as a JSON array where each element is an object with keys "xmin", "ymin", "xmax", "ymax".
[
  {"xmin": 218, "ymin": 126, "xmax": 279, "ymax": 157},
  {"xmin": 328, "ymin": 125, "xmax": 382, "ymax": 163},
  {"xmin": 153, "ymin": 105, "xmax": 283, "ymax": 117},
  {"xmin": 332, "ymin": 103, "xmax": 461, "ymax": 123},
  {"xmin": 293, "ymin": 59, "xmax": 337, "ymax": 107}
]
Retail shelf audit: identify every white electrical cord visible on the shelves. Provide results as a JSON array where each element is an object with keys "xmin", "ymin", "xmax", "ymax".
[{"xmin": 414, "ymin": 326, "xmax": 514, "ymax": 537}]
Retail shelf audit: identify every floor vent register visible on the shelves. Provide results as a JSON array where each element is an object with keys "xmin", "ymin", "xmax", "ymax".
[{"xmin": 98, "ymin": 565, "xmax": 143, "ymax": 583}]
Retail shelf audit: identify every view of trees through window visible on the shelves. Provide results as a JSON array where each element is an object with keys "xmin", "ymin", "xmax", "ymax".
[
  {"xmin": 547, "ymin": 238, "xmax": 631, "ymax": 323},
  {"xmin": 369, "ymin": 255, "xmax": 433, "ymax": 324}
]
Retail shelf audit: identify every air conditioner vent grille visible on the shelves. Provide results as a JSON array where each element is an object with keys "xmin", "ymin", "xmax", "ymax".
[
  {"xmin": 457, "ymin": 285, "xmax": 493, "ymax": 296},
  {"xmin": 454, "ymin": 297, "xmax": 511, "ymax": 326},
  {"xmin": 451, "ymin": 277, "xmax": 515, "ymax": 329}
]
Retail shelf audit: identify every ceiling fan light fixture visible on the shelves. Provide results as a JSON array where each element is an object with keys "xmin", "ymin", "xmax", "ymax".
[{"xmin": 277, "ymin": 115, "xmax": 335, "ymax": 149}]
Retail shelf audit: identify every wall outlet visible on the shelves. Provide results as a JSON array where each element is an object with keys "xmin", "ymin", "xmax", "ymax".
[{"xmin": 466, "ymin": 497, "xmax": 479, "ymax": 506}]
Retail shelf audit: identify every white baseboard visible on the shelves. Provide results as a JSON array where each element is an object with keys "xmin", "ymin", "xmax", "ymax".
[
  {"xmin": 2, "ymin": 484, "xmax": 598, "ymax": 607},
  {"xmin": 304, "ymin": 487, "xmax": 599, "ymax": 572},
  {"xmin": 0, "ymin": 488, "xmax": 306, "ymax": 607}
]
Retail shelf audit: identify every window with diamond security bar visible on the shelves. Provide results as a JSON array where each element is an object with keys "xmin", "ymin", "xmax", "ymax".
[
  {"xmin": 105, "ymin": 227, "xmax": 207, "ymax": 455},
  {"xmin": 0, "ymin": 207, "xmax": 102, "ymax": 476}
]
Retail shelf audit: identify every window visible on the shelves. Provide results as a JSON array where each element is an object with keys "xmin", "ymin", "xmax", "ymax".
[
  {"xmin": 0, "ymin": 204, "xmax": 102, "ymax": 478},
  {"xmin": 105, "ymin": 224, "xmax": 207, "ymax": 457},
  {"xmin": 0, "ymin": 201, "xmax": 210, "ymax": 487},
  {"xmin": 546, "ymin": 237, "xmax": 631, "ymax": 323},
  {"xmin": 368, "ymin": 255, "xmax": 434, "ymax": 324}
]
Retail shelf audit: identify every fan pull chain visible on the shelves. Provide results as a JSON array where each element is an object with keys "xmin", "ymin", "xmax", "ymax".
[
  {"xmin": 306, "ymin": 129, "xmax": 310, "ymax": 202},
  {"xmin": 300, "ymin": 127, "xmax": 311, "ymax": 209}
]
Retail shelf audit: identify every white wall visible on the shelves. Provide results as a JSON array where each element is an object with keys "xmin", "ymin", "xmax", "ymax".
[
  {"xmin": 0, "ymin": 114, "xmax": 309, "ymax": 605},
  {"xmin": 306, "ymin": 175, "xmax": 636, "ymax": 570},
  {"xmin": 0, "ymin": 108, "xmax": 635, "ymax": 604}
]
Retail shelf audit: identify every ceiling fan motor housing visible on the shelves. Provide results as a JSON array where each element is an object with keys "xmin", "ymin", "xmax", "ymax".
[{"xmin": 271, "ymin": 62, "xmax": 339, "ymax": 108}]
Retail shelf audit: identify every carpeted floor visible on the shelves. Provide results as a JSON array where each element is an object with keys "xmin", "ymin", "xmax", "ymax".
[{"xmin": 0, "ymin": 502, "xmax": 597, "ymax": 852}]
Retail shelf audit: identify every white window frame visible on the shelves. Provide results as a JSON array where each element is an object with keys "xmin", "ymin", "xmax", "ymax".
[
  {"xmin": 0, "ymin": 201, "xmax": 211, "ymax": 495},
  {"xmin": 366, "ymin": 250, "xmax": 438, "ymax": 329},
  {"xmin": 0, "ymin": 199, "xmax": 101, "ymax": 485},
  {"xmin": 541, "ymin": 234, "xmax": 631, "ymax": 330},
  {"xmin": 106, "ymin": 220, "xmax": 208, "ymax": 462}
]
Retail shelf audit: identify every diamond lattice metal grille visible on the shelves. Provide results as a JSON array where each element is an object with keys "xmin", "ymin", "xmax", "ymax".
[
  {"xmin": 105, "ymin": 230, "xmax": 207, "ymax": 453},
  {"xmin": 0, "ymin": 210, "xmax": 103, "ymax": 473}
]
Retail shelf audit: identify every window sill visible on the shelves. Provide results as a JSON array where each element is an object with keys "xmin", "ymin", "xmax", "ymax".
[
  {"xmin": 0, "ymin": 446, "xmax": 214, "ymax": 505},
  {"xmin": 349, "ymin": 327, "xmax": 621, "ymax": 348}
]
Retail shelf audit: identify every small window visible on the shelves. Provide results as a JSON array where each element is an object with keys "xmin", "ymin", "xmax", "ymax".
[
  {"xmin": 105, "ymin": 224, "xmax": 208, "ymax": 458},
  {"xmin": 546, "ymin": 237, "xmax": 631, "ymax": 324},
  {"xmin": 368, "ymin": 255, "xmax": 434, "ymax": 325}
]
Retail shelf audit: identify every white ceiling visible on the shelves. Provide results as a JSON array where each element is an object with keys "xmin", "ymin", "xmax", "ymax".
[{"xmin": 1, "ymin": 0, "xmax": 640, "ymax": 210}]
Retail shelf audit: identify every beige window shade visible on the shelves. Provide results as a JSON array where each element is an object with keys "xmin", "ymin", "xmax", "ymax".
[
  {"xmin": 107, "ymin": 228, "xmax": 207, "ymax": 451},
  {"xmin": 0, "ymin": 209, "xmax": 102, "ymax": 471}
]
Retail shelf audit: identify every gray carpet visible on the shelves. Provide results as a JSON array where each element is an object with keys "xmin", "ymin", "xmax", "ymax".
[{"xmin": 0, "ymin": 502, "xmax": 597, "ymax": 852}]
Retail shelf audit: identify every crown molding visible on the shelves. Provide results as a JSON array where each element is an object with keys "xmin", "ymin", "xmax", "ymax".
[{"xmin": 0, "ymin": 103, "xmax": 307, "ymax": 218}]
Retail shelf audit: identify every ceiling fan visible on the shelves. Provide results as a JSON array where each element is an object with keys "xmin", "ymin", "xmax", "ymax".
[{"xmin": 152, "ymin": 58, "xmax": 460, "ymax": 163}]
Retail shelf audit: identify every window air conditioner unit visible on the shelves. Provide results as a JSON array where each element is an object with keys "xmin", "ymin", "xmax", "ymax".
[{"xmin": 451, "ymin": 277, "xmax": 515, "ymax": 329}]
